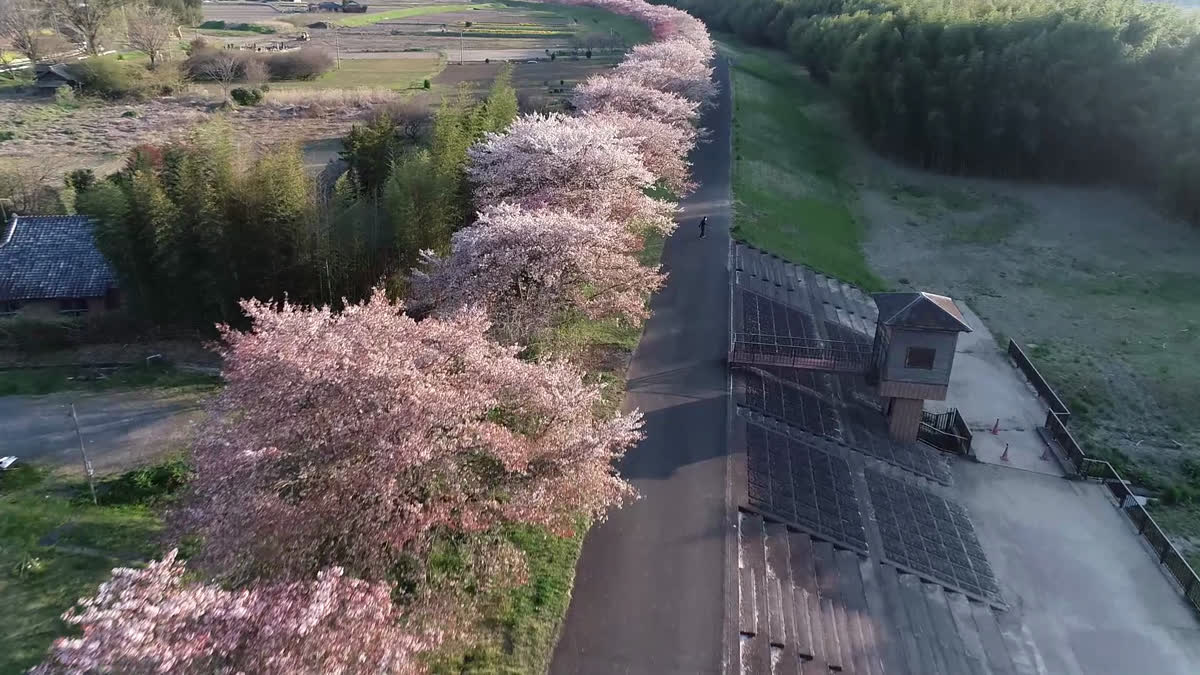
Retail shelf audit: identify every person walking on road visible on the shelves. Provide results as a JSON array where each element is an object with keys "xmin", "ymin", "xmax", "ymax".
[{"xmin": 699, "ymin": 216, "xmax": 708, "ymax": 238}]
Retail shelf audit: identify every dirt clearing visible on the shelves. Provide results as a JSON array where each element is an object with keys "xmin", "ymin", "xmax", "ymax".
[{"xmin": 858, "ymin": 155, "xmax": 1200, "ymax": 482}]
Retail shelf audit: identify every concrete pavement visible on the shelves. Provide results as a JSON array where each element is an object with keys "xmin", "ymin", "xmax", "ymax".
[
  {"xmin": 957, "ymin": 463, "xmax": 1200, "ymax": 674},
  {"xmin": 550, "ymin": 58, "xmax": 733, "ymax": 674},
  {"xmin": 940, "ymin": 304, "xmax": 1062, "ymax": 476},
  {"xmin": 0, "ymin": 390, "xmax": 205, "ymax": 476}
]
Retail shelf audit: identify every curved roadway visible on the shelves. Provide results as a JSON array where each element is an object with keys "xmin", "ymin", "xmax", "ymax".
[{"xmin": 551, "ymin": 57, "xmax": 733, "ymax": 675}]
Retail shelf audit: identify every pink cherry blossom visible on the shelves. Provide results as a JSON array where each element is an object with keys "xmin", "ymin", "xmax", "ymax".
[
  {"xmin": 614, "ymin": 39, "xmax": 717, "ymax": 103},
  {"xmin": 573, "ymin": 74, "xmax": 701, "ymax": 130},
  {"xmin": 178, "ymin": 291, "xmax": 642, "ymax": 583},
  {"xmin": 34, "ymin": 551, "xmax": 439, "ymax": 675},
  {"xmin": 413, "ymin": 204, "xmax": 664, "ymax": 343},
  {"xmin": 468, "ymin": 112, "xmax": 676, "ymax": 232},
  {"xmin": 584, "ymin": 110, "xmax": 697, "ymax": 194}
]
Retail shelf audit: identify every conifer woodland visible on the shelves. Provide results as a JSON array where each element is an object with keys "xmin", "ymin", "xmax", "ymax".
[
  {"xmin": 34, "ymin": 1, "xmax": 717, "ymax": 672},
  {"xmin": 667, "ymin": 0, "xmax": 1200, "ymax": 223}
]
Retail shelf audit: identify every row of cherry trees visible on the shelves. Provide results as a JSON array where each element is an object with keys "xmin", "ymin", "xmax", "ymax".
[
  {"xmin": 35, "ymin": 1, "xmax": 717, "ymax": 673},
  {"xmin": 415, "ymin": 1, "xmax": 715, "ymax": 346}
]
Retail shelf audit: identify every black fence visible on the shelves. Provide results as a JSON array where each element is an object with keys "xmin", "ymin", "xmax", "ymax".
[
  {"xmin": 1015, "ymin": 344, "xmax": 1200, "ymax": 613},
  {"xmin": 1084, "ymin": 456, "xmax": 1200, "ymax": 610},
  {"xmin": 1007, "ymin": 340, "xmax": 1071, "ymax": 420},
  {"xmin": 919, "ymin": 409, "xmax": 973, "ymax": 457},
  {"xmin": 730, "ymin": 333, "xmax": 873, "ymax": 374}
]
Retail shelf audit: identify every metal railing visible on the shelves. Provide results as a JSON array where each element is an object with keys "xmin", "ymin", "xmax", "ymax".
[
  {"xmin": 1080, "ymin": 455, "xmax": 1200, "ymax": 610},
  {"xmin": 1013, "ymin": 342, "xmax": 1200, "ymax": 613},
  {"xmin": 919, "ymin": 409, "xmax": 973, "ymax": 456},
  {"xmin": 730, "ymin": 332, "xmax": 873, "ymax": 373},
  {"xmin": 1008, "ymin": 340, "xmax": 1071, "ymax": 420}
]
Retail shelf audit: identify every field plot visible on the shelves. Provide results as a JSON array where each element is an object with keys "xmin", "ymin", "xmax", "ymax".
[
  {"xmin": 287, "ymin": 0, "xmax": 649, "ymax": 58},
  {"xmin": 271, "ymin": 54, "xmax": 443, "ymax": 89}
]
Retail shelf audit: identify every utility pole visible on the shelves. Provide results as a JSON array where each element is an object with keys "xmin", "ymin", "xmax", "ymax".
[
  {"xmin": 70, "ymin": 404, "xmax": 98, "ymax": 506},
  {"xmin": 334, "ymin": 26, "xmax": 340, "ymax": 69},
  {"xmin": 459, "ymin": 26, "xmax": 464, "ymax": 65}
]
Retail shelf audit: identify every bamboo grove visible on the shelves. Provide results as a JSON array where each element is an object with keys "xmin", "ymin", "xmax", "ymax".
[{"xmin": 665, "ymin": 0, "xmax": 1200, "ymax": 223}]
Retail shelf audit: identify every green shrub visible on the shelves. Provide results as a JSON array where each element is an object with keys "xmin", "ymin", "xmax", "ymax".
[
  {"xmin": 92, "ymin": 458, "xmax": 190, "ymax": 506},
  {"xmin": 230, "ymin": 87, "xmax": 263, "ymax": 105},
  {"xmin": 54, "ymin": 85, "xmax": 76, "ymax": 108},
  {"xmin": 0, "ymin": 313, "xmax": 158, "ymax": 352},
  {"xmin": 198, "ymin": 20, "xmax": 275, "ymax": 34},
  {"xmin": 423, "ymin": 78, "xmax": 431, "ymax": 89},
  {"xmin": 0, "ymin": 130, "xmax": 13, "ymax": 142},
  {"xmin": 71, "ymin": 60, "xmax": 180, "ymax": 100}
]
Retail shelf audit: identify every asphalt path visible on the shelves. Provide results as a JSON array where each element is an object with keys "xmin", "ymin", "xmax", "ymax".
[
  {"xmin": 0, "ymin": 390, "xmax": 205, "ymax": 476},
  {"xmin": 550, "ymin": 57, "xmax": 733, "ymax": 675}
]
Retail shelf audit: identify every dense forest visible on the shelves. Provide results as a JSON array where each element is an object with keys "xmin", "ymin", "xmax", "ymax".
[{"xmin": 660, "ymin": 0, "xmax": 1200, "ymax": 223}]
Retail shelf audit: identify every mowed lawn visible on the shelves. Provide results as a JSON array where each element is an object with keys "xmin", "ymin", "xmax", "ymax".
[
  {"xmin": 272, "ymin": 56, "xmax": 445, "ymax": 90},
  {"xmin": 721, "ymin": 38, "xmax": 883, "ymax": 291}
]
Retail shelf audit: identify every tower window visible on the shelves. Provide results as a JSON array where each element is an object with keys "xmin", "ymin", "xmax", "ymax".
[{"xmin": 905, "ymin": 346, "xmax": 936, "ymax": 370}]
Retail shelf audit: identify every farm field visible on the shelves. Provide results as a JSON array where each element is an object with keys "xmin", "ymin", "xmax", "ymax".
[
  {"xmin": 721, "ymin": 36, "xmax": 1200, "ymax": 562},
  {"xmin": 270, "ymin": 54, "xmax": 443, "ymax": 89},
  {"xmin": 1, "ymin": 0, "xmax": 636, "ymax": 185},
  {"xmin": 201, "ymin": 0, "xmax": 649, "ymax": 57}
]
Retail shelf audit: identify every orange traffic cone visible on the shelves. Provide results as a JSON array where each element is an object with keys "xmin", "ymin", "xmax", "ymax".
[{"xmin": 1000, "ymin": 443, "xmax": 1010, "ymax": 462}]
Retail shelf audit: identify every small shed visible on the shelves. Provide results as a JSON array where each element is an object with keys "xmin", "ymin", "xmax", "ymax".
[
  {"xmin": 34, "ymin": 64, "xmax": 81, "ymax": 92},
  {"xmin": 871, "ymin": 291, "xmax": 972, "ymax": 441}
]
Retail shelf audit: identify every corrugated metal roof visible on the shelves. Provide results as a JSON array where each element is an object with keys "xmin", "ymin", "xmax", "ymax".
[
  {"xmin": 0, "ymin": 215, "xmax": 117, "ymax": 301},
  {"xmin": 872, "ymin": 291, "xmax": 971, "ymax": 332}
]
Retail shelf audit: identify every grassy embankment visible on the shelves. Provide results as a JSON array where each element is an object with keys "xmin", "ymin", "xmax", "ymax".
[{"xmin": 720, "ymin": 38, "xmax": 882, "ymax": 291}]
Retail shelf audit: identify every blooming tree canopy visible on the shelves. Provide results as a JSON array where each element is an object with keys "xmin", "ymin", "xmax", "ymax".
[
  {"xmin": 615, "ymin": 41, "xmax": 717, "ymax": 104},
  {"xmin": 34, "ymin": 551, "xmax": 437, "ymax": 675},
  {"xmin": 573, "ymin": 74, "xmax": 701, "ymax": 131},
  {"xmin": 413, "ymin": 204, "xmax": 664, "ymax": 342},
  {"xmin": 555, "ymin": 0, "xmax": 714, "ymax": 55},
  {"xmin": 180, "ymin": 292, "xmax": 641, "ymax": 582},
  {"xmin": 468, "ymin": 113, "xmax": 675, "ymax": 232},
  {"xmin": 586, "ymin": 111, "xmax": 697, "ymax": 194}
]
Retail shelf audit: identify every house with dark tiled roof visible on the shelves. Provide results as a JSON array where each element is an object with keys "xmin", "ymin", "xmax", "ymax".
[
  {"xmin": 0, "ymin": 215, "xmax": 119, "ymax": 318},
  {"xmin": 34, "ymin": 64, "xmax": 81, "ymax": 92}
]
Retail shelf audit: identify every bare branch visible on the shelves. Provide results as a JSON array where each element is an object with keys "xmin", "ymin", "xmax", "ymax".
[
  {"xmin": 0, "ymin": 0, "xmax": 50, "ymax": 63},
  {"xmin": 46, "ymin": 0, "xmax": 124, "ymax": 55},
  {"xmin": 200, "ymin": 50, "xmax": 239, "ymax": 102},
  {"xmin": 123, "ymin": 2, "xmax": 172, "ymax": 68}
]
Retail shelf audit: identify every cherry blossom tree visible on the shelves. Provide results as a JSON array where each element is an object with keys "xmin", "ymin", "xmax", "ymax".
[
  {"xmin": 413, "ymin": 204, "xmax": 664, "ymax": 343},
  {"xmin": 573, "ymin": 74, "xmax": 700, "ymax": 130},
  {"xmin": 585, "ymin": 110, "xmax": 696, "ymax": 194},
  {"xmin": 625, "ymin": 38, "xmax": 713, "ymax": 84},
  {"xmin": 614, "ymin": 39, "xmax": 716, "ymax": 103},
  {"xmin": 554, "ymin": 0, "xmax": 713, "ymax": 57},
  {"xmin": 179, "ymin": 291, "xmax": 641, "ymax": 583},
  {"xmin": 468, "ymin": 112, "xmax": 675, "ymax": 232},
  {"xmin": 34, "ymin": 551, "xmax": 438, "ymax": 675}
]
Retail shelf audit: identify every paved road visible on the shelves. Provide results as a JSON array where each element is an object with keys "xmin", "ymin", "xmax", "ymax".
[
  {"xmin": 550, "ymin": 58, "xmax": 733, "ymax": 675},
  {"xmin": 0, "ymin": 390, "xmax": 206, "ymax": 475}
]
